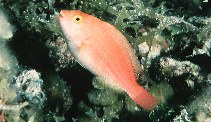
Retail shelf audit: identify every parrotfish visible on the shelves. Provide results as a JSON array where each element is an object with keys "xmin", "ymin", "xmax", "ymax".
[{"xmin": 58, "ymin": 10, "xmax": 158, "ymax": 110}]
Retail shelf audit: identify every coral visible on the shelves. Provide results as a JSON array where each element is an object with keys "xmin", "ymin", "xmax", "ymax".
[
  {"xmin": 159, "ymin": 57, "xmax": 200, "ymax": 78},
  {"xmin": 191, "ymin": 35, "xmax": 211, "ymax": 56},
  {"xmin": 75, "ymin": 77, "xmax": 154, "ymax": 121},
  {"xmin": 138, "ymin": 34, "xmax": 169, "ymax": 68},
  {"xmin": 0, "ymin": 8, "xmax": 44, "ymax": 121},
  {"xmin": 0, "ymin": 4, "xmax": 73, "ymax": 122},
  {"xmin": 0, "ymin": 78, "xmax": 17, "ymax": 104},
  {"xmin": 0, "ymin": 102, "xmax": 29, "ymax": 122},
  {"xmin": 1, "ymin": 0, "xmax": 76, "ymax": 72},
  {"xmin": 13, "ymin": 69, "xmax": 45, "ymax": 107},
  {"xmin": 173, "ymin": 109, "xmax": 192, "ymax": 122},
  {"xmin": 0, "ymin": 69, "xmax": 46, "ymax": 121}
]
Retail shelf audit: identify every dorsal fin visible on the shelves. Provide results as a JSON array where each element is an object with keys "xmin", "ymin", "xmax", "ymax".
[{"xmin": 102, "ymin": 21, "xmax": 143, "ymax": 80}]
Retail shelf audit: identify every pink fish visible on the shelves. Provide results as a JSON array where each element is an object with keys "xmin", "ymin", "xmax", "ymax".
[{"xmin": 58, "ymin": 10, "xmax": 158, "ymax": 110}]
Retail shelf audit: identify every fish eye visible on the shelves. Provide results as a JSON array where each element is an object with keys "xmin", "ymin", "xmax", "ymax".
[{"xmin": 73, "ymin": 15, "xmax": 83, "ymax": 24}]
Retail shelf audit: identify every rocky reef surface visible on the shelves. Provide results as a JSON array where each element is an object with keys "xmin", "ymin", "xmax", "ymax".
[{"xmin": 0, "ymin": 0, "xmax": 210, "ymax": 121}]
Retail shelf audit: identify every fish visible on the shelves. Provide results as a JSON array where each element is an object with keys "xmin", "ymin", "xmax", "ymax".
[{"xmin": 58, "ymin": 10, "xmax": 158, "ymax": 110}]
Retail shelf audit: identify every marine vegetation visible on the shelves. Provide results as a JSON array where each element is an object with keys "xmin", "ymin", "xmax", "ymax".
[{"xmin": 0, "ymin": 0, "xmax": 210, "ymax": 121}]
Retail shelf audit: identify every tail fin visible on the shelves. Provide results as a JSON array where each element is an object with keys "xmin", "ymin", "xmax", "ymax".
[{"xmin": 128, "ymin": 84, "xmax": 158, "ymax": 111}]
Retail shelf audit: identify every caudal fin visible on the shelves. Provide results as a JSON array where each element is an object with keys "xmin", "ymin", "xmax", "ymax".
[{"xmin": 128, "ymin": 84, "xmax": 158, "ymax": 111}]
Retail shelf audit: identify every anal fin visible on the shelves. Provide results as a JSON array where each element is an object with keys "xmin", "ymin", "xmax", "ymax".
[{"xmin": 92, "ymin": 76, "xmax": 123, "ymax": 92}]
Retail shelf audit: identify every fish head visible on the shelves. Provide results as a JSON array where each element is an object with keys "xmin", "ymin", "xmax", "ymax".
[{"xmin": 58, "ymin": 10, "xmax": 92, "ymax": 44}]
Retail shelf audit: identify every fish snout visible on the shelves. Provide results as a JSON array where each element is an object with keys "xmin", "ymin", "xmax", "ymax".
[
  {"xmin": 58, "ymin": 10, "xmax": 69, "ymax": 20},
  {"xmin": 58, "ymin": 11, "xmax": 64, "ymax": 20}
]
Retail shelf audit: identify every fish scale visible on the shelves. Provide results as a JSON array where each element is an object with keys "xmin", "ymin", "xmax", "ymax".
[{"xmin": 85, "ymin": 21, "xmax": 139, "ymax": 94}]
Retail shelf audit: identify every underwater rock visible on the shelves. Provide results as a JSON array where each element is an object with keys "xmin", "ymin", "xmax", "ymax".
[{"xmin": 159, "ymin": 57, "xmax": 200, "ymax": 78}]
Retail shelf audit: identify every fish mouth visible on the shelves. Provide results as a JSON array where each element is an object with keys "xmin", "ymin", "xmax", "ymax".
[
  {"xmin": 58, "ymin": 10, "xmax": 65, "ymax": 19},
  {"xmin": 58, "ymin": 13, "xmax": 63, "ymax": 18}
]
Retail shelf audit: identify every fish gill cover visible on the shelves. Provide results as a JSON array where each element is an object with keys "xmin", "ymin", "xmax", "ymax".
[{"xmin": 0, "ymin": 0, "xmax": 210, "ymax": 121}]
